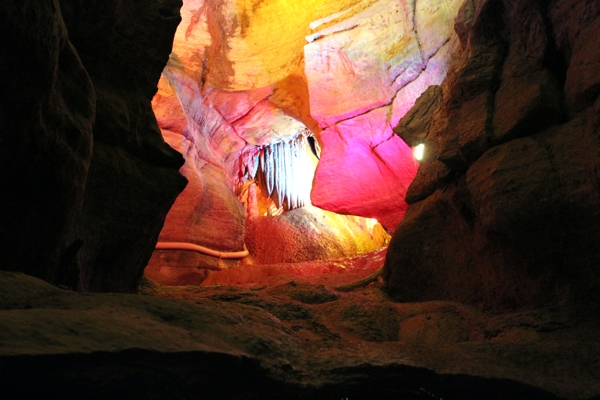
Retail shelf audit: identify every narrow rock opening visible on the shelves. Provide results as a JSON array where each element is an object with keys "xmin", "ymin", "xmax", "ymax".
[
  {"xmin": 3, "ymin": 0, "xmax": 600, "ymax": 398},
  {"xmin": 145, "ymin": 0, "xmax": 463, "ymax": 286}
]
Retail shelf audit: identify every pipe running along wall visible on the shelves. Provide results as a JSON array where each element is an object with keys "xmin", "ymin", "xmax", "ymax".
[{"xmin": 155, "ymin": 242, "xmax": 249, "ymax": 259}]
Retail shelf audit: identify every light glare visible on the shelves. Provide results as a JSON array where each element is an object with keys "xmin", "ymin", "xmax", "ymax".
[{"xmin": 413, "ymin": 143, "xmax": 425, "ymax": 161}]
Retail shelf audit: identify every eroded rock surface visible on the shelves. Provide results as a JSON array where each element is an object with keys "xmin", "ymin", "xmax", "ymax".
[
  {"xmin": 0, "ymin": 0, "xmax": 186, "ymax": 292},
  {"xmin": 386, "ymin": 0, "xmax": 600, "ymax": 310},
  {"xmin": 1, "ymin": 270, "xmax": 598, "ymax": 399},
  {"xmin": 0, "ymin": 1, "xmax": 94, "ymax": 286},
  {"xmin": 308, "ymin": 0, "xmax": 464, "ymax": 231},
  {"xmin": 153, "ymin": 0, "xmax": 466, "ymax": 247}
]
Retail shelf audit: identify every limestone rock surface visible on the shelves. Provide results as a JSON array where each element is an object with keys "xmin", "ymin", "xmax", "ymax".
[
  {"xmin": 0, "ymin": 1, "xmax": 94, "ymax": 284},
  {"xmin": 385, "ymin": 0, "xmax": 600, "ymax": 310},
  {"xmin": 0, "ymin": 0, "xmax": 186, "ymax": 292},
  {"xmin": 155, "ymin": 0, "xmax": 466, "ymax": 240},
  {"xmin": 308, "ymin": 0, "xmax": 464, "ymax": 231},
  {"xmin": 1, "ymin": 270, "xmax": 599, "ymax": 399}
]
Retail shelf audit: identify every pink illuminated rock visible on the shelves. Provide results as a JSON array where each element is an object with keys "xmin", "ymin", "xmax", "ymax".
[
  {"xmin": 151, "ymin": 0, "xmax": 464, "ymax": 261},
  {"xmin": 311, "ymin": 109, "xmax": 418, "ymax": 232},
  {"xmin": 304, "ymin": 0, "xmax": 461, "ymax": 230}
]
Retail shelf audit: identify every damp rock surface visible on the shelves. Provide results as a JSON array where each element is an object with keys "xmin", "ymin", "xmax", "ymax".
[{"xmin": 1, "ymin": 269, "xmax": 599, "ymax": 399}]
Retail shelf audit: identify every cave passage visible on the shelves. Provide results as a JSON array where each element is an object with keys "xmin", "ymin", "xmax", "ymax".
[{"xmin": 145, "ymin": 0, "xmax": 460, "ymax": 286}]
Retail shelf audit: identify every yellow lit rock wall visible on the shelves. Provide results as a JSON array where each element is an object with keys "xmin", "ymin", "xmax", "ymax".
[
  {"xmin": 202, "ymin": 0, "xmax": 378, "ymax": 90},
  {"xmin": 152, "ymin": 0, "xmax": 465, "ymax": 254}
]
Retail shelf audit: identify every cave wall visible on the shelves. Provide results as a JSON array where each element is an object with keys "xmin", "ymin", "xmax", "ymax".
[
  {"xmin": 153, "ymin": 0, "xmax": 466, "ymax": 258},
  {"xmin": 385, "ymin": 0, "xmax": 600, "ymax": 310},
  {"xmin": 4, "ymin": 0, "xmax": 599, "ymax": 304},
  {"xmin": 150, "ymin": 0, "xmax": 322, "ymax": 254},
  {"xmin": 307, "ymin": 0, "xmax": 464, "ymax": 231},
  {"xmin": 0, "ymin": 0, "xmax": 186, "ymax": 292},
  {"xmin": 0, "ymin": 1, "xmax": 94, "ymax": 286}
]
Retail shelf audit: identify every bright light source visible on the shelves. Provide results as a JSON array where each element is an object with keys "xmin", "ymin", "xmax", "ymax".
[
  {"xmin": 413, "ymin": 143, "xmax": 425, "ymax": 161},
  {"xmin": 366, "ymin": 218, "xmax": 378, "ymax": 231}
]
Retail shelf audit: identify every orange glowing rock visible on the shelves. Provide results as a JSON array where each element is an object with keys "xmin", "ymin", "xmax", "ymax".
[
  {"xmin": 170, "ymin": 0, "xmax": 377, "ymax": 91},
  {"xmin": 152, "ymin": 0, "xmax": 465, "ymax": 253}
]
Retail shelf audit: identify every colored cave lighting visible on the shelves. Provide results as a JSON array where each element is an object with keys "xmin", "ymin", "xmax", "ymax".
[{"xmin": 413, "ymin": 143, "xmax": 425, "ymax": 161}]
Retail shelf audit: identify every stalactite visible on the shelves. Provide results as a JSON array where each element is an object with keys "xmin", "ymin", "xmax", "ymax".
[
  {"xmin": 247, "ymin": 150, "xmax": 259, "ymax": 179},
  {"xmin": 237, "ymin": 134, "xmax": 315, "ymax": 212},
  {"xmin": 274, "ymin": 142, "xmax": 292, "ymax": 207},
  {"xmin": 293, "ymin": 137, "xmax": 302, "ymax": 210},
  {"xmin": 284, "ymin": 139, "xmax": 295, "ymax": 211},
  {"xmin": 257, "ymin": 147, "xmax": 268, "ymax": 199},
  {"xmin": 265, "ymin": 145, "xmax": 274, "ymax": 197}
]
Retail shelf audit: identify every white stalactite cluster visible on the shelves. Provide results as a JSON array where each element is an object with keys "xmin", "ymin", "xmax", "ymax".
[{"xmin": 239, "ymin": 135, "xmax": 314, "ymax": 211}]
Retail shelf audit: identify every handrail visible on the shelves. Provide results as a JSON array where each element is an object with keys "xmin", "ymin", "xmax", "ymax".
[{"xmin": 155, "ymin": 242, "xmax": 249, "ymax": 259}]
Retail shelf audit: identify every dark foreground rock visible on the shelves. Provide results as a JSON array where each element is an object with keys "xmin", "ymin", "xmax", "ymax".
[
  {"xmin": 0, "ymin": 0, "xmax": 94, "ymax": 287},
  {"xmin": 387, "ymin": 0, "xmax": 600, "ymax": 311},
  {"xmin": 0, "ymin": 0, "xmax": 186, "ymax": 292},
  {"xmin": 0, "ymin": 270, "xmax": 598, "ymax": 400}
]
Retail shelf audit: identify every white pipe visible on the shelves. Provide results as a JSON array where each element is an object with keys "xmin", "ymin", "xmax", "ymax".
[{"xmin": 155, "ymin": 242, "xmax": 249, "ymax": 259}]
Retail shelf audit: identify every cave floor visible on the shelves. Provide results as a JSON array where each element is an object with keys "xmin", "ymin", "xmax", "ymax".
[{"xmin": 0, "ymin": 256, "xmax": 599, "ymax": 400}]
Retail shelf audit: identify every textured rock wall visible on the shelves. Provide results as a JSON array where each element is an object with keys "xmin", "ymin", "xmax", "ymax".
[
  {"xmin": 307, "ymin": 0, "xmax": 464, "ymax": 231},
  {"xmin": 385, "ymin": 0, "xmax": 600, "ymax": 310},
  {"xmin": 155, "ymin": 0, "xmax": 465, "ymax": 250},
  {"xmin": 151, "ymin": 0, "xmax": 408, "ymax": 262},
  {"xmin": 0, "ymin": 0, "xmax": 186, "ymax": 292},
  {"xmin": 0, "ymin": 1, "xmax": 94, "ymax": 284},
  {"xmin": 151, "ymin": 0, "xmax": 324, "ymax": 254}
]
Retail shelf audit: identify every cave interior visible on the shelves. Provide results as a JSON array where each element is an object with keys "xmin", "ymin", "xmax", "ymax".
[{"xmin": 1, "ymin": 0, "xmax": 600, "ymax": 398}]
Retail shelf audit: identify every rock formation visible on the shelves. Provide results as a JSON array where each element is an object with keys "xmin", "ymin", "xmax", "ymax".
[
  {"xmin": 385, "ymin": 0, "xmax": 600, "ymax": 311},
  {"xmin": 0, "ymin": 1, "xmax": 94, "ymax": 287},
  {"xmin": 0, "ymin": 0, "xmax": 186, "ymax": 292},
  {"xmin": 2, "ymin": 267, "xmax": 599, "ymax": 399},
  {"xmin": 2, "ymin": 0, "xmax": 600, "ymax": 398},
  {"xmin": 307, "ymin": 0, "xmax": 463, "ymax": 230},
  {"xmin": 150, "ymin": 0, "xmax": 465, "ymax": 278}
]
